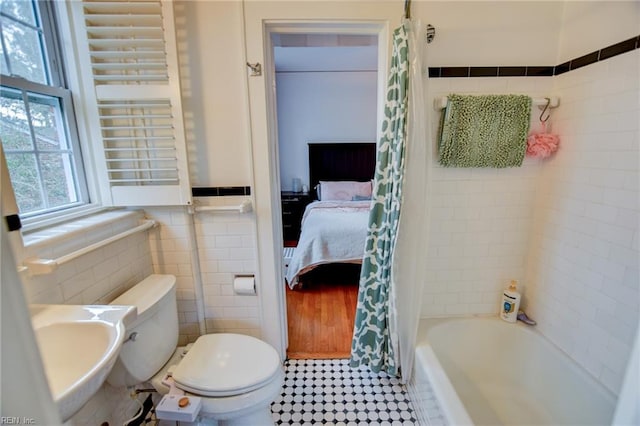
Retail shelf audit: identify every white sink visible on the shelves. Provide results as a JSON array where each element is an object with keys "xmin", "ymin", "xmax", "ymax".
[{"xmin": 30, "ymin": 304, "xmax": 136, "ymax": 421}]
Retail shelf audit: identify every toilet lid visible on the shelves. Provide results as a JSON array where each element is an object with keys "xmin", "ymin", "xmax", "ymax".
[{"xmin": 172, "ymin": 333, "xmax": 281, "ymax": 397}]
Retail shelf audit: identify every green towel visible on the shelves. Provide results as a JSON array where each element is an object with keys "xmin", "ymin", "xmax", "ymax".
[{"xmin": 438, "ymin": 94, "xmax": 532, "ymax": 168}]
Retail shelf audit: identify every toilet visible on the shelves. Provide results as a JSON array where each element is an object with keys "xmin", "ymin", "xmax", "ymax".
[{"xmin": 107, "ymin": 274, "xmax": 284, "ymax": 425}]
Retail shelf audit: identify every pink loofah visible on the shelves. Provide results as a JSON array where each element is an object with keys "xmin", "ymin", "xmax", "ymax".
[{"xmin": 527, "ymin": 121, "xmax": 560, "ymax": 158}]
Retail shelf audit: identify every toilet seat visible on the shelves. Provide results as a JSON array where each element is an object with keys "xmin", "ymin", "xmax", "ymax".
[{"xmin": 172, "ymin": 333, "xmax": 282, "ymax": 397}]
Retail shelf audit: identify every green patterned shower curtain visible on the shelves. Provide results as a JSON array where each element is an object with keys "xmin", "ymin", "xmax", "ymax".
[{"xmin": 350, "ymin": 24, "xmax": 409, "ymax": 376}]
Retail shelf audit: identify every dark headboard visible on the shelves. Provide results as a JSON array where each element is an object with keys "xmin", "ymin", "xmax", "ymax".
[{"xmin": 308, "ymin": 142, "xmax": 376, "ymax": 200}]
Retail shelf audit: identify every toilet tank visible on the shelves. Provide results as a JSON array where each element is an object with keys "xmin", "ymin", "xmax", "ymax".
[{"xmin": 107, "ymin": 274, "xmax": 179, "ymax": 387}]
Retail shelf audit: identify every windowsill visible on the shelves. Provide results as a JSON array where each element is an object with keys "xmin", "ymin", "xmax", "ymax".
[
  {"xmin": 20, "ymin": 204, "xmax": 110, "ymax": 234},
  {"xmin": 22, "ymin": 208, "xmax": 143, "ymax": 250}
]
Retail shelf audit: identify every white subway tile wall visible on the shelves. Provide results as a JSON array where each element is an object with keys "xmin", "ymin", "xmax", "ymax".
[
  {"xmin": 525, "ymin": 50, "xmax": 639, "ymax": 394},
  {"xmin": 145, "ymin": 203, "xmax": 261, "ymax": 343},
  {"xmin": 18, "ymin": 210, "xmax": 153, "ymax": 306},
  {"xmin": 421, "ymin": 77, "xmax": 554, "ymax": 317},
  {"xmin": 145, "ymin": 207, "xmax": 201, "ymax": 345},
  {"xmin": 194, "ymin": 206, "xmax": 261, "ymax": 338}
]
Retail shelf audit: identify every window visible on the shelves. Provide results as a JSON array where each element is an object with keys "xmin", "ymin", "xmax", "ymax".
[
  {"xmin": 2, "ymin": 0, "xmax": 191, "ymax": 218},
  {"xmin": 0, "ymin": 0, "xmax": 88, "ymax": 218}
]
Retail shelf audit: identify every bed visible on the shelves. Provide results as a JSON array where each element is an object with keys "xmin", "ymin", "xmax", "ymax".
[{"xmin": 285, "ymin": 143, "xmax": 376, "ymax": 288}]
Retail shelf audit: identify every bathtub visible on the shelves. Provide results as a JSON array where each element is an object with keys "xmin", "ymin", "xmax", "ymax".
[{"xmin": 411, "ymin": 316, "xmax": 616, "ymax": 426}]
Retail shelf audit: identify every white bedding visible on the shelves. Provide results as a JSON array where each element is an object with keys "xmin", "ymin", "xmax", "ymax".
[{"xmin": 285, "ymin": 200, "xmax": 370, "ymax": 288}]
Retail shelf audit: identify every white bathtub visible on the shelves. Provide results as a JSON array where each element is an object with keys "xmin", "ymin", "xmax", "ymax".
[{"xmin": 411, "ymin": 316, "xmax": 616, "ymax": 426}]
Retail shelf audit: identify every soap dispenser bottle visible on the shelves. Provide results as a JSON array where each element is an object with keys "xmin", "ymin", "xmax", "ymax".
[{"xmin": 501, "ymin": 280, "xmax": 521, "ymax": 323}]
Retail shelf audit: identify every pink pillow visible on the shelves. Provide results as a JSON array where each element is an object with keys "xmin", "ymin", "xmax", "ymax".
[{"xmin": 319, "ymin": 180, "xmax": 372, "ymax": 201}]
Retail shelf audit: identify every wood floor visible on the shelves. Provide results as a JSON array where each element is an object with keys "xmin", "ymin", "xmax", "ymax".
[{"xmin": 286, "ymin": 264, "xmax": 360, "ymax": 359}]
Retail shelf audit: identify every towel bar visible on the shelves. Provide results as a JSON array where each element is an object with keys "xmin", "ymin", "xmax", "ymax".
[
  {"xmin": 434, "ymin": 96, "xmax": 560, "ymax": 111},
  {"xmin": 191, "ymin": 199, "xmax": 253, "ymax": 214}
]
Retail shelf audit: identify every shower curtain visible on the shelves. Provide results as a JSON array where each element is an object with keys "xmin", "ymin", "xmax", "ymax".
[
  {"xmin": 350, "ymin": 20, "xmax": 428, "ymax": 380},
  {"xmin": 391, "ymin": 20, "xmax": 429, "ymax": 383}
]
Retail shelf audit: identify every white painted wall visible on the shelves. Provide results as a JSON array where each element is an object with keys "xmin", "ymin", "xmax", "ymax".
[
  {"xmin": 556, "ymin": 1, "xmax": 640, "ymax": 62},
  {"xmin": 276, "ymin": 70, "xmax": 378, "ymax": 191},
  {"xmin": 412, "ymin": 1, "xmax": 564, "ymax": 66}
]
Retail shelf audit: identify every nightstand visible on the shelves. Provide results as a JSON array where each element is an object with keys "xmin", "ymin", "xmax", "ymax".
[{"xmin": 281, "ymin": 191, "xmax": 312, "ymax": 243}]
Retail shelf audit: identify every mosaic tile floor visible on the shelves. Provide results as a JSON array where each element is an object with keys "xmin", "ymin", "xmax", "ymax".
[{"xmin": 271, "ymin": 359, "xmax": 420, "ymax": 425}]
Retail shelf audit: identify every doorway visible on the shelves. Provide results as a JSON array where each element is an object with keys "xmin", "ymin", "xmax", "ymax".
[{"xmin": 265, "ymin": 24, "xmax": 386, "ymax": 359}]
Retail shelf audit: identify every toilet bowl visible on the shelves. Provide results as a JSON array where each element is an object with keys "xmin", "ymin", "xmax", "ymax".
[{"xmin": 107, "ymin": 274, "xmax": 283, "ymax": 425}]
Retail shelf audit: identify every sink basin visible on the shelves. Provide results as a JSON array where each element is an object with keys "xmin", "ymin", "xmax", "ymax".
[{"xmin": 30, "ymin": 304, "xmax": 136, "ymax": 421}]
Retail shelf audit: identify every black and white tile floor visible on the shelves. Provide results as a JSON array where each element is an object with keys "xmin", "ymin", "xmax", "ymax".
[{"xmin": 270, "ymin": 359, "xmax": 420, "ymax": 425}]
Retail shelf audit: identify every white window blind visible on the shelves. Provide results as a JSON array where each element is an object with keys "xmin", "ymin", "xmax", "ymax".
[{"xmin": 71, "ymin": 0, "xmax": 191, "ymax": 206}]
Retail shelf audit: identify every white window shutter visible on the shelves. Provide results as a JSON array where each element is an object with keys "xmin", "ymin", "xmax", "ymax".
[{"xmin": 71, "ymin": 0, "xmax": 191, "ymax": 206}]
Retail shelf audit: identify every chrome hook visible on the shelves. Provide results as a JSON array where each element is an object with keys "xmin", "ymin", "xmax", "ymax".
[
  {"xmin": 246, "ymin": 62, "xmax": 262, "ymax": 77},
  {"xmin": 539, "ymin": 97, "xmax": 551, "ymax": 123}
]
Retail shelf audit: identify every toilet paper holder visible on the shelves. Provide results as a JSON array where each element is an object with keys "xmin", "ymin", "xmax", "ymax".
[{"xmin": 233, "ymin": 275, "xmax": 256, "ymax": 295}]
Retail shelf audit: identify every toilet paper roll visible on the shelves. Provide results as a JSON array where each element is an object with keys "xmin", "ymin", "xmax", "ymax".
[{"xmin": 233, "ymin": 275, "xmax": 256, "ymax": 295}]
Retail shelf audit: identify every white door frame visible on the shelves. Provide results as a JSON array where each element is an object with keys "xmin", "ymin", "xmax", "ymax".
[{"xmin": 251, "ymin": 19, "xmax": 389, "ymax": 359}]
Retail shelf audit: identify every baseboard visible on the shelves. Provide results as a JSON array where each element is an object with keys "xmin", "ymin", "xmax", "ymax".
[{"xmin": 287, "ymin": 351, "xmax": 351, "ymax": 360}]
